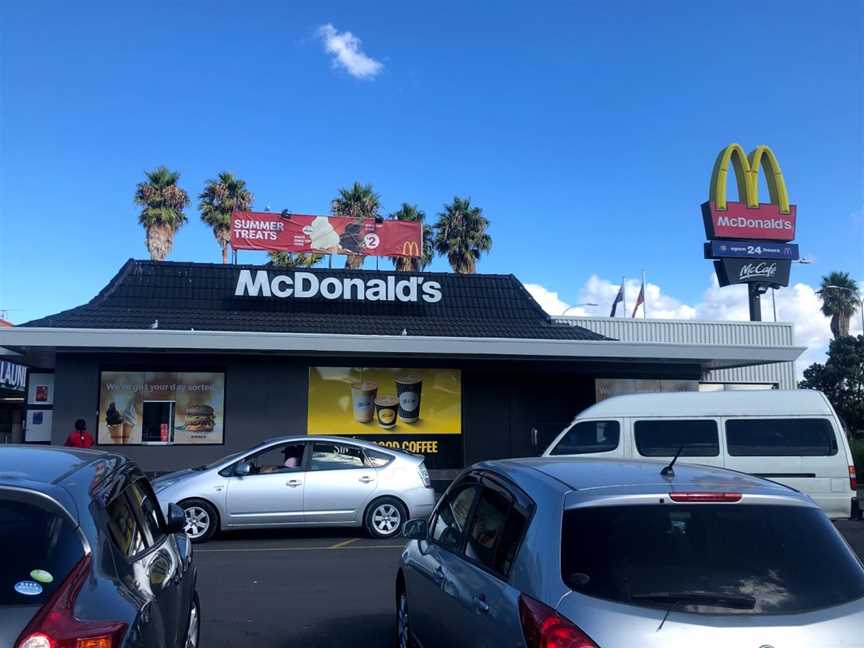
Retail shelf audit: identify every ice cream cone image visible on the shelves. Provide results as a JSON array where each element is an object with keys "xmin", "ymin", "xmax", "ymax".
[
  {"xmin": 105, "ymin": 402, "xmax": 128, "ymax": 443},
  {"xmin": 107, "ymin": 423, "xmax": 126, "ymax": 443}
]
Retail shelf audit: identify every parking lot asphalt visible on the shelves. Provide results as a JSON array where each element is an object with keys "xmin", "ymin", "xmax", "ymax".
[{"xmin": 195, "ymin": 521, "xmax": 864, "ymax": 648}]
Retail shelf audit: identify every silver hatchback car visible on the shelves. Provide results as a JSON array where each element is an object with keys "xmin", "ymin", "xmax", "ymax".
[
  {"xmin": 397, "ymin": 457, "xmax": 864, "ymax": 648},
  {"xmin": 154, "ymin": 436, "xmax": 435, "ymax": 542}
]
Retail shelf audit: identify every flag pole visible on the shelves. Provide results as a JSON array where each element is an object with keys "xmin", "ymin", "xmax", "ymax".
[
  {"xmin": 642, "ymin": 269, "xmax": 648, "ymax": 319},
  {"xmin": 621, "ymin": 276, "xmax": 627, "ymax": 318}
]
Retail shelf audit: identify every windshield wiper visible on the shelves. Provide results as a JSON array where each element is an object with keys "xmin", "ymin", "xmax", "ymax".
[{"xmin": 632, "ymin": 591, "xmax": 756, "ymax": 610}]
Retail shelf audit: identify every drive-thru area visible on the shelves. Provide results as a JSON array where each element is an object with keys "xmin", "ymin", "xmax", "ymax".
[{"xmin": 194, "ymin": 522, "xmax": 864, "ymax": 648}]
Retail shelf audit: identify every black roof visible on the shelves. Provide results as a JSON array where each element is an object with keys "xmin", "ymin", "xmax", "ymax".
[{"xmin": 22, "ymin": 260, "xmax": 607, "ymax": 341}]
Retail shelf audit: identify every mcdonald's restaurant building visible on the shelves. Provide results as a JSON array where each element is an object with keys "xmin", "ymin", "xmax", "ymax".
[{"xmin": 0, "ymin": 260, "xmax": 803, "ymax": 480}]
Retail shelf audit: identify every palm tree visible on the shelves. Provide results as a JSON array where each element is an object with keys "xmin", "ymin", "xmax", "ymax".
[
  {"xmin": 389, "ymin": 203, "xmax": 434, "ymax": 272},
  {"xmin": 267, "ymin": 251, "xmax": 324, "ymax": 268},
  {"xmin": 433, "ymin": 196, "xmax": 492, "ymax": 274},
  {"xmin": 331, "ymin": 182, "xmax": 380, "ymax": 269},
  {"xmin": 134, "ymin": 166, "xmax": 190, "ymax": 261},
  {"xmin": 199, "ymin": 172, "xmax": 254, "ymax": 264},
  {"xmin": 818, "ymin": 272, "xmax": 861, "ymax": 339}
]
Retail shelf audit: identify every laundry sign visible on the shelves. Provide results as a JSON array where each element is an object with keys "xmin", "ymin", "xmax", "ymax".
[{"xmin": 0, "ymin": 360, "xmax": 26, "ymax": 392}]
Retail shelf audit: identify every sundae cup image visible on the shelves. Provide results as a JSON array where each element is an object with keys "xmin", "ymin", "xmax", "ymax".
[
  {"xmin": 351, "ymin": 381, "xmax": 378, "ymax": 423},
  {"xmin": 105, "ymin": 402, "xmax": 125, "ymax": 443},
  {"xmin": 339, "ymin": 222, "xmax": 365, "ymax": 254},
  {"xmin": 120, "ymin": 400, "xmax": 137, "ymax": 444},
  {"xmin": 185, "ymin": 404, "xmax": 215, "ymax": 433},
  {"xmin": 308, "ymin": 217, "xmax": 341, "ymax": 252},
  {"xmin": 375, "ymin": 395, "xmax": 399, "ymax": 429}
]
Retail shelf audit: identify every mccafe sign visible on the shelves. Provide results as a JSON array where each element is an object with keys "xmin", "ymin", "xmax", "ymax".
[
  {"xmin": 234, "ymin": 269, "xmax": 443, "ymax": 303},
  {"xmin": 714, "ymin": 258, "xmax": 792, "ymax": 287}
]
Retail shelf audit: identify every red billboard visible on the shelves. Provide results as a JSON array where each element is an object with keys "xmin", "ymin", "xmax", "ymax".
[
  {"xmin": 701, "ymin": 201, "xmax": 796, "ymax": 242},
  {"xmin": 231, "ymin": 211, "xmax": 423, "ymax": 257}
]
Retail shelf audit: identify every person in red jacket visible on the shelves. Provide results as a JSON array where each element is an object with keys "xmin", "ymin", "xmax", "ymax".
[{"xmin": 64, "ymin": 418, "xmax": 95, "ymax": 448}]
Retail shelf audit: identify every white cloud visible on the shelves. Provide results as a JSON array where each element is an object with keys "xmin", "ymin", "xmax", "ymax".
[
  {"xmin": 525, "ymin": 274, "xmax": 862, "ymax": 377},
  {"xmin": 316, "ymin": 24, "xmax": 383, "ymax": 79}
]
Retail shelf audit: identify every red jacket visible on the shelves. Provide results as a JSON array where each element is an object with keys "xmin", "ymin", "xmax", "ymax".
[{"xmin": 64, "ymin": 430, "xmax": 95, "ymax": 448}]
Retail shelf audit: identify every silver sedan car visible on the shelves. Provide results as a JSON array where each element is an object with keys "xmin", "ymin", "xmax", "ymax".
[
  {"xmin": 153, "ymin": 436, "xmax": 435, "ymax": 542},
  {"xmin": 397, "ymin": 457, "xmax": 864, "ymax": 648}
]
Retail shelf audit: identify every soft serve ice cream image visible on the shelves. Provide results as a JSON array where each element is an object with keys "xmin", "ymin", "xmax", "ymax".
[
  {"xmin": 105, "ymin": 402, "xmax": 124, "ymax": 442},
  {"xmin": 306, "ymin": 217, "xmax": 341, "ymax": 252},
  {"xmin": 121, "ymin": 400, "xmax": 137, "ymax": 444}
]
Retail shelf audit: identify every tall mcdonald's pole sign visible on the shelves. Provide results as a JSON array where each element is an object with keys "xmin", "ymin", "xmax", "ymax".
[{"xmin": 701, "ymin": 144, "xmax": 798, "ymax": 321}]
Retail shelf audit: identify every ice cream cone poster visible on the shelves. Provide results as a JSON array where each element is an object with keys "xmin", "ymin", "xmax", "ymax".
[
  {"xmin": 98, "ymin": 372, "xmax": 225, "ymax": 445},
  {"xmin": 231, "ymin": 212, "xmax": 423, "ymax": 258},
  {"xmin": 308, "ymin": 367, "xmax": 461, "ymax": 436}
]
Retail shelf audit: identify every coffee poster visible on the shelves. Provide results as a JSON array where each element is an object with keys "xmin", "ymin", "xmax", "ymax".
[
  {"xmin": 97, "ymin": 371, "xmax": 225, "ymax": 445},
  {"xmin": 308, "ymin": 367, "xmax": 461, "ymax": 436}
]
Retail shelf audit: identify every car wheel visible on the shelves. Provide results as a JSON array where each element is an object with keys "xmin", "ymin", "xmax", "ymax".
[
  {"xmin": 185, "ymin": 593, "xmax": 200, "ymax": 648},
  {"xmin": 397, "ymin": 587, "xmax": 414, "ymax": 648},
  {"xmin": 365, "ymin": 497, "xmax": 407, "ymax": 539},
  {"xmin": 181, "ymin": 499, "xmax": 218, "ymax": 543}
]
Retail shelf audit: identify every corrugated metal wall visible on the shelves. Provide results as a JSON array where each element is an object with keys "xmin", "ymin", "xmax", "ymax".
[{"xmin": 555, "ymin": 317, "xmax": 797, "ymax": 389}]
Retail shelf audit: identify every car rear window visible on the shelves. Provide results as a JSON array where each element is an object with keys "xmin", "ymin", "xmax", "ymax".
[
  {"xmin": 726, "ymin": 418, "xmax": 838, "ymax": 456},
  {"xmin": 550, "ymin": 421, "xmax": 620, "ymax": 455},
  {"xmin": 561, "ymin": 504, "xmax": 864, "ymax": 615},
  {"xmin": 634, "ymin": 420, "xmax": 719, "ymax": 457},
  {"xmin": 0, "ymin": 498, "xmax": 85, "ymax": 605}
]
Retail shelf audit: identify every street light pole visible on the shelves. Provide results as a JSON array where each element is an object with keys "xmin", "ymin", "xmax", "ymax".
[
  {"xmin": 826, "ymin": 284, "xmax": 864, "ymax": 335},
  {"xmin": 560, "ymin": 303, "xmax": 599, "ymax": 317}
]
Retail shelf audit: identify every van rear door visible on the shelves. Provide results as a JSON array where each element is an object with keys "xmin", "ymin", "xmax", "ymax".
[{"xmin": 723, "ymin": 417, "xmax": 851, "ymax": 518}]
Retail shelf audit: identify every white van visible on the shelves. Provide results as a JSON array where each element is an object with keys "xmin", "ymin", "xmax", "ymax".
[{"xmin": 543, "ymin": 389, "xmax": 859, "ymax": 519}]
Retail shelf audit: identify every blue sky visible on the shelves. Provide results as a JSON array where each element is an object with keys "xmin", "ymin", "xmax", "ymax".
[{"xmin": 1, "ymin": 1, "xmax": 861, "ymax": 332}]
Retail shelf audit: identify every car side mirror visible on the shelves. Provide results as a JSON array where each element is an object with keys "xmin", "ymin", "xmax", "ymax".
[
  {"xmin": 165, "ymin": 503, "xmax": 186, "ymax": 534},
  {"xmin": 403, "ymin": 518, "xmax": 428, "ymax": 540},
  {"xmin": 234, "ymin": 462, "xmax": 251, "ymax": 477}
]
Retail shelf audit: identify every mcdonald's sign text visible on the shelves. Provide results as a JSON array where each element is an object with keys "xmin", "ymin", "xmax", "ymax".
[
  {"xmin": 702, "ymin": 201, "xmax": 797, "ymax": 241},
  {"xmin": 230, "ymin": 211, "xmax": 423, "ymax": 258}
]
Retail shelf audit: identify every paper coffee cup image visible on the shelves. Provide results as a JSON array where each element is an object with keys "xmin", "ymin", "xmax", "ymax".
[
  {"xmin": 375, "ymin": 395, "xmax": 399, "ymax": 429},
  {"xmin": 396, "ymin": 376, "xmax": 423, "ymax": 423},
  {"xmin": 351, "ymin": 381, "xmax": 378, "ymax": 423}
]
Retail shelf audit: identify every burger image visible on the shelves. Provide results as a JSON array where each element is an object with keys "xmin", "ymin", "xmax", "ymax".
[{"xmin": 185, "ymin": 404, "xmax": 215, "ymax": 433}]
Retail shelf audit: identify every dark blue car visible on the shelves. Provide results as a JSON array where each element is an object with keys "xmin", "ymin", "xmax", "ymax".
[{"xmin": 0, "ymin": 446, "xmax": 199, "ymax": 648}]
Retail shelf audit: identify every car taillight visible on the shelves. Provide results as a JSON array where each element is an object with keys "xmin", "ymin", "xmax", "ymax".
[
  {"xmin": 669, "ymin": 492, "xmax": 742, "ymax": 503},
  {"xmin": 850, "ymin": 466, "xmax": 858, "ymax": 492},
  {"xmin": 417, "ymin": 463, "xmax": 431, "ymax": 488},
  {"xmin": 16, "ymin": 555, "xmax": 126, "ymax": 648},
  {"xmin": 519, "ymin": 594, "xmax": 599, "ymax": 648}
]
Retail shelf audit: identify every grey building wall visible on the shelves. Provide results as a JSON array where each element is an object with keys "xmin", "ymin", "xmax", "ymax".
[
  {"xmin": 556, "ymin": 316, "xmax": 797, "ymax": 389},
  {"xmin": 51, "ymin": 352, "xmax": 704, "ymax": 473}
]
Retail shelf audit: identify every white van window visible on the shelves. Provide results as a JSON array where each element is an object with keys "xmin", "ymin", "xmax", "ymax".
[
  {"xmin": 551, "ymin": 421, "xmax": 620, "ymax": 455},
  {"xmin": 634, "ymin": 420, "xmax": 719, "ymax": 457},
  {"xmin": 726, "ymin": 419, "xmax": 839, "ymax": 457}
]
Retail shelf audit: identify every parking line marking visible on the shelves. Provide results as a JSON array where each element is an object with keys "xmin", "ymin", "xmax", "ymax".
[
  {"xmin": 329, "ymin": 538, "xmax": 359, "ymax": 549},
  {"xmin": 195, "ymin": 544, "xmax": 403, "ymax": 554}
]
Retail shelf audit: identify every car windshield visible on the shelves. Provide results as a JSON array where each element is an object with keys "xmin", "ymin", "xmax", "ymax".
[
  {"xmin": 0, "ymin": 498, "xmax": 85, "ymax": 605},
  {"xmin": 204, "ymin": 450, "xmax": 247, "ymax": 470},
  {"xmin": 562, "ymin": 504, "xmax": 864, "ymax": 615}
]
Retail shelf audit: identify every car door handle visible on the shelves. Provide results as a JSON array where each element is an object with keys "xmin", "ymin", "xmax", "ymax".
[
  {"xmin": 358, "ymin": 476, "xmax": 374, "ymax": 483},
  {"xmin": 433, "ymin": 565, "xmax": 446, "ymax": 584},
  {"xmin": 474, "ymin": 594, "xmax": 490, "ymax": 614},
  {"xmin": 286, "ymin": 480, "xmax": 303, "ymax": 487}
]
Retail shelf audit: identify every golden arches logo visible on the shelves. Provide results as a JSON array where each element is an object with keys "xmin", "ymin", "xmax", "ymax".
[
  {"xmin": 401, "ymin": 240, "xmax": 420, "ymax": 257},
  {"xmin": 709, "ymin": 144, "xmax": 791, "ymax": 215}
]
